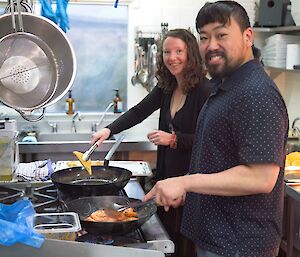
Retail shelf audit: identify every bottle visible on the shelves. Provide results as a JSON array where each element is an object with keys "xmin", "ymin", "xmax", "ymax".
[
  {"xmin": 66, "ymin": 90, "xmax": 75, "ymax": 115},
  {"xmin": 113, "ymin": 89, "xmax": 123, "ymax": 113}
]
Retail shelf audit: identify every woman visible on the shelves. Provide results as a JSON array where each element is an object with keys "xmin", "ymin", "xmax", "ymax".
[{"xmin": 91, "ymin": 28, "xmax": 210, "ymax": 257}]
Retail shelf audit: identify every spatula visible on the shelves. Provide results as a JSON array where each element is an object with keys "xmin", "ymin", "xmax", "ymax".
[
  {"xmin": 72, "ymin": 150, "xmax": 93, "ymax": 176},
  {"xmin": 111, "ymin": 198, "xmax": 157, "ymax": 212},
  {"xmin": 73, "ymin": 135, "xmax": 125, "ymax": 175},
  {"xmin": 73, "ymin": 142, "xmax": 98, "ymax": 175}
]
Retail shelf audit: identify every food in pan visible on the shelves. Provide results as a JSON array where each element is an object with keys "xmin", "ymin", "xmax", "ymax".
[{"xmin": 85, "ymin": 208, "xmax": 138, "ymax": 222}]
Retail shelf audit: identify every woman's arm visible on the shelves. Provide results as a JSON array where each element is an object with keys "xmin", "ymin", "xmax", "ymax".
[{"xmin": 107, "ymin": 86, "xmax": 163, "ymax": 135}]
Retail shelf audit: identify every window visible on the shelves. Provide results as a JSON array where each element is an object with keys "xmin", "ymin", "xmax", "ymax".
[{"xmin": 46, "ymin": 3, "xmax": 128, "ymax": 113}]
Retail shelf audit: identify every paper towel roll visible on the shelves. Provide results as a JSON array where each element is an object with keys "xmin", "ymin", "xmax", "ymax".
[{"xmin": 286, "ymin": 44, "xmax": 300, "ymax": 69}]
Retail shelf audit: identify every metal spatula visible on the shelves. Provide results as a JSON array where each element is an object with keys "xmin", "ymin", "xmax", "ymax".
[
  {"xmin": 72, "ymin": 150, "xmax": 92, "ymax": 175},
  {"xmin": 112, "ymin": 198, "xmax": 157, "ymax": 212}
]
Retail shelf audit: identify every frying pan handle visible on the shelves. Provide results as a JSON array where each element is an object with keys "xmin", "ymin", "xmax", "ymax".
[{"xmin": 103, "ymin": 134, "xmax": 125, "ymax": 166}]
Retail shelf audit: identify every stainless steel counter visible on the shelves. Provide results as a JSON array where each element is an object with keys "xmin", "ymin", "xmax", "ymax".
[
  {"xmin": 0, "ymin": 238, "xmax": 165, "ymax": 257},
  {"xmin": 18, "ymin": 139, "xmax": 157, "ymax": 162},
  {"xmin": 18, "ymin": 139, "xmax": 157, "ymax": 153}
]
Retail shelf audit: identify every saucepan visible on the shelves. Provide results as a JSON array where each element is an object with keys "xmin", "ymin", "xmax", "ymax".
[
  {"xmin": 51, "ymin": 135, "xmax": 132, "ymax": 199},
  {"xmin": 64, "ymin": 195, "xmax": 157, "ymax": 235}
]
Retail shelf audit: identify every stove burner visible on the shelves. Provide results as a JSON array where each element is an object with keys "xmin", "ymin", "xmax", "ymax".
[
  {"xmin": 0, "ymin": 183, "xmax": 58, "ymax": 212},
  {"xmin": 76, "ymin": 229, "xmax": 145, "ymax": 246},
  {"xmin": 76, "ymin": 232, "xmax": 114, "ymax": 245}
]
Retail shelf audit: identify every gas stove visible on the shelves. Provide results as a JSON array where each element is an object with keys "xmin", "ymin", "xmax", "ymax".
[
  {"xmin": 0, "ymin": 182, "xmax": 58, "ymax": 213},
  {"xmin": 0, "ymin": 179, "xmax": 174, "ymax": 256}
]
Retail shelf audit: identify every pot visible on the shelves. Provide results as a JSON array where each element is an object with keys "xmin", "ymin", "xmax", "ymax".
[
  {"xmin": 0, "ymin": 12, "xmax": 76, "ymax": 121},
  {"xmin": 64, "ymin": 196, "xmax": 157, "ymax": 235}
]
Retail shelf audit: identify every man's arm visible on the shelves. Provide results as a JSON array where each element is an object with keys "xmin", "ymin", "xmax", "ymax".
[{"xmin": 144, "ymin": 163, "xmax": 280, "ymax": 210}]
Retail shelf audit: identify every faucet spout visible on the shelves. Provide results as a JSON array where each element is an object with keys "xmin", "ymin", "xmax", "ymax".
[
  {"xmin": 292, "ymin": 117, "xmax": 300, "ymax": 129},
  {"xmin": 48, "ymin": 122, "xmax": 58, "ymax": 133},
  {"xmin": 71, "ymin": 111, "xmax": 82, "ymax": 133},
  {"xmin": 91, "ymin": 102, "xmax": 114, "ymax": 132},
  {"xmin": 291, "ymin": 117, "xmax": 300, "ymax": 137}
]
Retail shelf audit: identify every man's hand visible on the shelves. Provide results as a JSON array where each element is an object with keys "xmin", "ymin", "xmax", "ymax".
[{"xmin": 144, "ymin": 177, "xmax": 186, "ymax": 211}]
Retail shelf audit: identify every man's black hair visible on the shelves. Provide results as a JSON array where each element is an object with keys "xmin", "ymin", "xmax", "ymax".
[{"xmin": 196, "ymin": 1, "xmax": 251, "ymax": 33}]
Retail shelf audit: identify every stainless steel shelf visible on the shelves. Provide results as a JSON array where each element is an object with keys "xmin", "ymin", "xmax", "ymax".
[
  {"xmin": 253, "ymin": 26, "xmax": 300, "ymax": 33},
  {"xmin": 264, "ymin": 66, "xmax": 300, "ymax": 72}
]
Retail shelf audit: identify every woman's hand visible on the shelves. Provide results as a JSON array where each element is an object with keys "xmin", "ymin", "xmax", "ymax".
[
  {"xmin": 147, "ymin": 130, "xmax": 172, "ymax": 146},
  {"xmin": 91, "ymin": 128, "xmax": 111, "ymax": 146}
]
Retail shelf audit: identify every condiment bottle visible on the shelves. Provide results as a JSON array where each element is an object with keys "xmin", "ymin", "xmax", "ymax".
[
  {"xmin": 66, "ymin": 90, "xmax": 75, "ymax": 115},
  {"xmin": 113, "ymin": 89, "xmax": 123, "ymax": 113}
]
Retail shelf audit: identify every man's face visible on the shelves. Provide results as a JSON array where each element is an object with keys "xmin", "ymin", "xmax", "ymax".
[{"xmin": 198, "ymin": 17, "xmax": 253, "ymax": 79}]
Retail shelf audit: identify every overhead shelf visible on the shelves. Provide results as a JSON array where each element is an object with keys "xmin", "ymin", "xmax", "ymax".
[{"xmin": 253, "ymin": 26, "xmax": 300, "ymax": 32}]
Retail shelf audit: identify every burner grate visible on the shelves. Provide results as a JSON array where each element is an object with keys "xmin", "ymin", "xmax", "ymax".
[
  {"xmin": 76, "ymin": 228, "xmax": 146, "ymax": 246},
  {"xmin": 0, "ymin": 183, "xmax": 58, "ymax": 212}
]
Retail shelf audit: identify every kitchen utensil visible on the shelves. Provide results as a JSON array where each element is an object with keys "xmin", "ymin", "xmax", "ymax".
[
  {"xmin": 65, "ymin": 195, "xmax": 157, "ymax": 235},
  {"xmin": 0, "ymin": 12, "xmax": 76, "ymax": 121},
  {"xmin": 0, "ymin": 0, "xmax": 58, "ymax": 121},
  {"xmin": 72, "ymin": 134, "xmax": 125, "ymax": 176},
  {"xmin": 111, "ymin": 197, "xmax": 157, "ymax": 212},
  {"xmin": 72, "ymin": 150, "xmax": 92, "ymax": 175},
  {"xmin": 51, "ymin": 166, "xmax": 132, "ymax": 198},
  {"xmin": 51, "ymin": 135, "xmax": 130, "ymax": 198}
]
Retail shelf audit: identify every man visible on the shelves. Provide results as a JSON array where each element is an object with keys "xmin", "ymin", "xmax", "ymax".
[{"xmin": 144, "ymin": 1, "xmax": 289, "ymax": 257}]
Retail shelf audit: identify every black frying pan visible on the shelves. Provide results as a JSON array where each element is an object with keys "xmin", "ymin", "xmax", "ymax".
[
  {"xmin": 51, "ymin": 135, "xmax": 132, "ymax": 199},
  {"xmin": 50, "ymin": 165, "xmax": 132, "ymax": 199},
  {"xmin": 65, "ymin": 195, "xmax": 157, "ymax": 235}
]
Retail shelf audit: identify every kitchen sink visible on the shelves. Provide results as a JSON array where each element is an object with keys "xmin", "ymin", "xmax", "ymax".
[{"xmin": 36, "ymin": 133, "xmax": 116, "ymax": 142}]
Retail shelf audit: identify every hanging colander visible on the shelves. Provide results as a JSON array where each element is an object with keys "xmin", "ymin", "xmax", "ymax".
[{"xmin": 0, "ymin": 0, "xmax": 76, "ymax": 121}]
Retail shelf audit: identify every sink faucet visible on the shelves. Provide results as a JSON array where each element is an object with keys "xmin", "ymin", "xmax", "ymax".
[
  {"xmin": 71, "ymin": 111, "xmax": 82, "ymax": 133},
  {"xmin": 47, "ymin": 122, "xmax": 58, "ymax": 133},
  {"xmin": 91, "ymin": 102, "xmax": 114, "ymax": 132},
  {"xmin": 291, "ymin": 117, "xmax": 300, "ymax": 137}
]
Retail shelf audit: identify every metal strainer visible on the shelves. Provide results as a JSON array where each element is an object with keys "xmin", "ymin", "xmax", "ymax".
[
  {"xmin": 0, "ymin": 33, "xmax": 56, "ymax": 96},
  {"xmin": 0, "ymin": 0, "xmax": 57, "ymax": 121}
]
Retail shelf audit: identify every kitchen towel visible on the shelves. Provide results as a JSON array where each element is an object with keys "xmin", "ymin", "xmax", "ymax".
[{"xmin": 15, "ymin": 159, "xmax": 54, "ymax": 181}]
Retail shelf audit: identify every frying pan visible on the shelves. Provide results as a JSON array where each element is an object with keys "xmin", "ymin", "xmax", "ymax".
[
  {"xmin": 64, "ymin": 196, "xmax": 157, "ymax": 235},
  {"xmin": 51, "ymin": 166, "xmax": 132, "ymax": 199},
  {"xmin": 51, "ymin": 135, "xmax": 132, "ymax": 199}
]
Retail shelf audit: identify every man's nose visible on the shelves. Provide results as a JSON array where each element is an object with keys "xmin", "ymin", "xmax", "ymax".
[{"xmin": 206, "ymin": 37, "xmax": 219, "ymax": 51}]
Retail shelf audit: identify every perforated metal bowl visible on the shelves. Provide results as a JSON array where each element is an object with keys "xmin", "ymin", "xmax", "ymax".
[{"xmin": 0, "ymin": 12, "xmax": 76, "ymax": 120}]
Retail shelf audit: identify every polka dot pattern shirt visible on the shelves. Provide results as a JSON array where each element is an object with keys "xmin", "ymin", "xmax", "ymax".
[{"xmin": 181, "ymin": 60, "xmax": 289, "ymax": 257}]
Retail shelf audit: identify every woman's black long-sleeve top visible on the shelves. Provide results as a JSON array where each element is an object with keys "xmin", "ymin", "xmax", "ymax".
[{"xmin": 107, "ymin": 80, "xmax": 210, "ymax": 180}]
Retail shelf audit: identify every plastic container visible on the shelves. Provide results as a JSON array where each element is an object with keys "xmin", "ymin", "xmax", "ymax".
[
  {"xmin": 34, "ymin": 212, "xmax": 81, "ymax": 241},
  {"xmin": 0, "ymin": 119, "xmax": 18, "ymax": 181}
]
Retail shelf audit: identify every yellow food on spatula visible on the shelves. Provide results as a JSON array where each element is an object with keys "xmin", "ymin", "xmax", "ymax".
[{"xmin": 73, "ymin": 151, "xmax": 92, "ymax": 175}]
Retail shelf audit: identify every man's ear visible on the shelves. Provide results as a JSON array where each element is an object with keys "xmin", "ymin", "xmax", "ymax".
[{"xmin": 244, "ymin": 27, "xmax": 254, "ymax": 47}]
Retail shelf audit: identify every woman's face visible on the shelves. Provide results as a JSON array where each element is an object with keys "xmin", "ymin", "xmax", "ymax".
[{"xmin": 162, "ymin": 36, "xmax": 188, "ymax": 80}]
